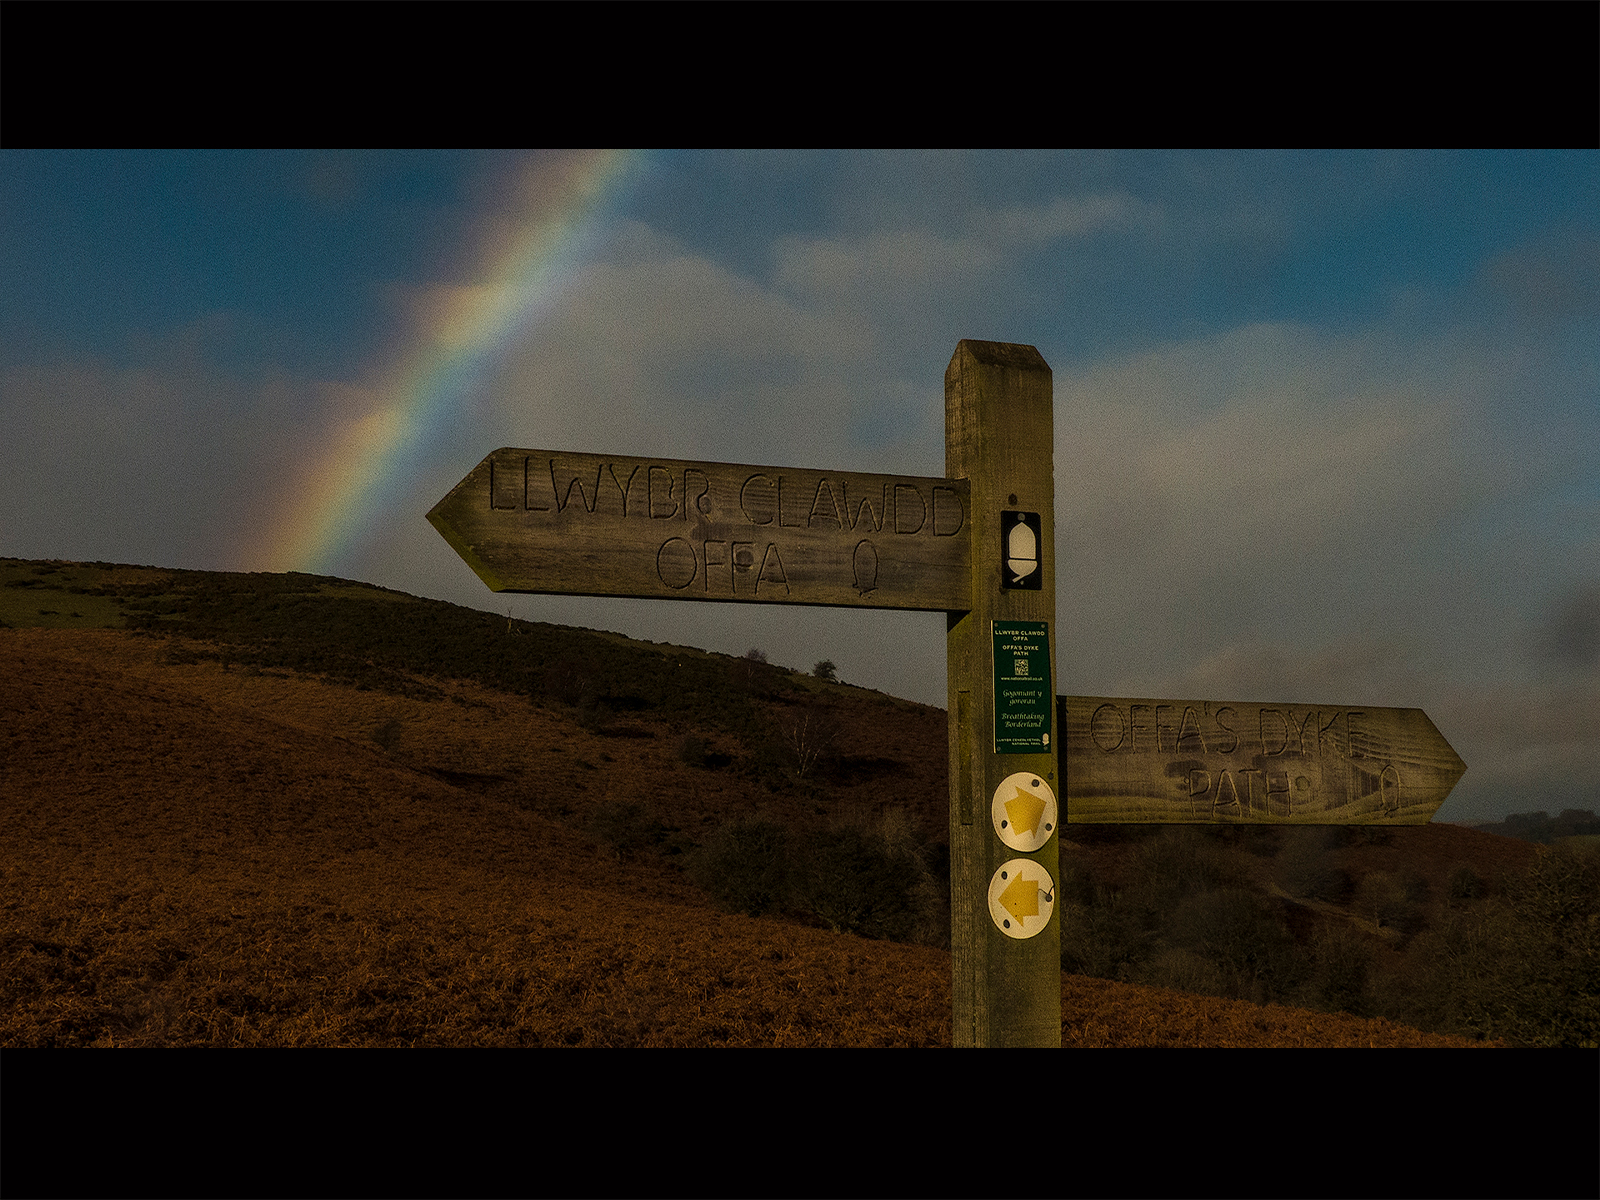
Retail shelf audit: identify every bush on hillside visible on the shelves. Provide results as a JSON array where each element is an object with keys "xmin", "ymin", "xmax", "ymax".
[
  {"xmin": 677, "ymin": 735, "xmax": 709, "ymax": 768},
  {"xmin": 687, "ymin": 816, "xmax": 791, "ymax": 917},
  {"xmin": 1156, "ymin": 887, "xmax": 1302, "ymax": 1004},
  {"xmin": 1275, "ymin": 826, "xmax": 1347, "ymax": 902},
  {"xmin": 588, "ymin": 800, "xmax": 668, "ymax": 860},
  {"xmin": 1128, "ymin": 827, "xmax": 1247, "ymax": 916},
  {"xmin": 1496, "ymin": 810, "xmax": 1600, "ymax": 845},
  {"xmin": 370, "ymin": 720, "xmax": 404, "ymax": 753},
  {"xmin": 789, "ymin": 812, "xmax": 940, "ymax": 944},
  {"xmin": 1302, "ymin": 924, "xmax": 1375, "ymax": 1016},
  {"xmin": 1354, "ymin": 870, "xmax": 1428, "ymax": 937},
  {"xmin": 96, "ymin": 567, "xmax": 779, "ymax": 741},
  {"xmin": 1447, "ymin": 864, "xmax": 1486, "ymax": 904},
  {"xmin": 1060, "ymin": 828, "xmax": 1311, "ymax": 1006},
  {"xmin": 775, "ymin": 708, "xmax": 840, "ymax": 780},
  {"xmin": 1380, "ymin": 843, "xmax": 1600, "ymax": 1046},
  {"xmin": 1060, "ymin": 889, "xmax": 1155, "ymax": 981},
  {"xmin": 688, "ymin": 808, "xmax": 942, "ymax": 944}
]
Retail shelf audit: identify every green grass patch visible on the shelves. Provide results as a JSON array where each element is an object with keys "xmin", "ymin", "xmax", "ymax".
[{"xmin": 0, "ymin": 560, "xmax": 138, "ymax": 629}]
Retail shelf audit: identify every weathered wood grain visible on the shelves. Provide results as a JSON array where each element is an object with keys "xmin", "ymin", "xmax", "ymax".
[
  {"xmin": 1060, "ymin": 695, "xmax": 1467, "ymax": 824},
  {"xmin": 945, "ymin": 339, "xmax": 1061, "ymax": 1048},
  {"xmin": 427, "ymin": 449, "xmax": 970, "ymax": 611}
]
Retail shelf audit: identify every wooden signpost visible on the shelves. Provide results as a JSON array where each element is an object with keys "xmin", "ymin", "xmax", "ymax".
[
  {"xmin": 942, "ymin": 342, "xmax": 1060, "ymax": 1048},
  {"xmin": 429, "ymin": 338, "xmax": 1466, "ymax": 1049},
  {"xmin": 428, "ymin": 451, "xmax": 970, "ymax": 611},
  {"xmin": 1059, "ymin": 696, "xmax": 1465, "ymax": 825}
]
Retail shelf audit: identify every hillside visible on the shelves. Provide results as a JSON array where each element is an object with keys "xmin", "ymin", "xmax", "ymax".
[{"xmin": 0, "ymin": 559, "xmax": 1566, "ymax": 1046}]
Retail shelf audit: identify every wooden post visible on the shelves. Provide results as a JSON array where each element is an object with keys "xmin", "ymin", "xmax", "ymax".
[{"xmin": 945, "ymin": 339, "xmax": 1061, "ymax": 1048}]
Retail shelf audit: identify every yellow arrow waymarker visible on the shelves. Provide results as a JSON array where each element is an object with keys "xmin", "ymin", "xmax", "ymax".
[
  {"xmin": 998, "ymin": 872, "xmax": 1041, "ymax": 925},
  {"xmin": 1004, "ymin": 785, "xmax": 1046, "ymax": 838},
  {"xmin": 988, "ymin": 858, "xmax": 1056, "ymax": 940},
  {"xmin": 991, "ymin": 772, "xmax": 1058, "ymax": 853}
]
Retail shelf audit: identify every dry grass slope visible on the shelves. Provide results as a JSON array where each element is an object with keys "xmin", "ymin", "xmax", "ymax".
[{"xmin": 0, "ymin": 564, "xmax": 1507, "ymax": 1047}]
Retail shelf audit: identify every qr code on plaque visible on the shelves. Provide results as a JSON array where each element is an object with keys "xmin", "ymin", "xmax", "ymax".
[{"xmin": 1014, "ymin": 656, "xmax": 1029, "ymax": 676}]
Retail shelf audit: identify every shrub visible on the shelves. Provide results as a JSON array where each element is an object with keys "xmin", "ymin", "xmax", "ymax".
[
  {"xmin": 1448, "ymin": 864, "xmax": 1486, "ymax": 904},
  {"xmin": 543, "ymin": 658, "xmax": 595, "ymax": 707},
  {"xmin": 587, "ymin": 800, "xmax": 666, "ymax": 860},
  {"xmin": 1275, "ymin": 826, "xmax": 1346, "ymax": 902},
  {"xmin": 789, "ymin": 813, "xmax": 938, "ymax": 942},
  {"xmin": 370, "ymin": 720, "xmax": 404, "ymax": 753},
  {"xmin": 812, "ymin": 660, "xmax": 837, "ymax": 681},
  {"xmin": 676, "ymin": 735, "xmax": 709, "ymax": 768},
  {"xmin": 1055, "ymin": 856, "xmax": 1096, "ymax": 908},
  {"xmin": 1382, "ymin": 844, "xmax": 1600, "ymax": 1046},
  {"xmin": 687, "ymin": 816, "xmax": 791, "ymax": 917},
  {"xmin": 575, "ymin": 699, "xmax": 614, "ymax": 736},
  {"xmin": 1060, "ymin": 830, "xmax": 1260, "ymax": 987},
  {"xmin": 1162, "ymin": 887, "xmax": 1302, "ymax": 1003},
  {"xmin": 1303, "ymin": 925, "xmax": 1374, "ymax": 1015},
  {"xmin": 735, "ymin": 648, "xmax": 779, "ymax": 698},
  {"xmin": 1129, "ymin": 827, "xmax": 1244, "ymax": 912},
  {"xmin": 1354, "ymin": 871, "xmax": 1425, "ymax": 936},
  {"xmin": 776, "ymin": 709, "xmax": 840, "ymax": 779},
  {"xmin": 1135, "ymin": 946, "xmax": 1232, "ymax": 998},
  {"xmin": 1059, "ymin": 889, "xmax": 1154, "ymax": 981}
]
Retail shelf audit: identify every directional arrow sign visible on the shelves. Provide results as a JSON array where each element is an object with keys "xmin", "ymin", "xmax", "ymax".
[
  {"xmin": 988, "ymin": 858, "xmax": 1056, "ymax": 939},
  {"xmin": 428, "ymin": 448, "xmax": 971, "ymax": 611},
  {"xmin": 1059, "ymin": 695, "xmax": 1466, "ymax": 824},
  {"xmin": 1005, "ymin": 786, "xmax": 1045, "ymax": 838}
]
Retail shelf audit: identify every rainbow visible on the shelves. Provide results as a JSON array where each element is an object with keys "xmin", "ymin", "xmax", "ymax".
[{"xmin": 254, "ymin": 149, "xmax": 642, "ymax": 575}]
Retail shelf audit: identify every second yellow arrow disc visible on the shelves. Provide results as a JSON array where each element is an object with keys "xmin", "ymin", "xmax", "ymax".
[{"xmin": 987, "ymin": 858, "xmax": 1056, "ymax": 940}]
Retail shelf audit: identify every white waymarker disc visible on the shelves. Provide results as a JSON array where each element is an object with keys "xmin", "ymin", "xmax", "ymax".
[
  {"xmin": 991, "ymin": 772, "xmax": 1058, "ymax": 852},
  {"xmin": 987, "ymin": 859, "xmax": 1056, "ymax": 939}
]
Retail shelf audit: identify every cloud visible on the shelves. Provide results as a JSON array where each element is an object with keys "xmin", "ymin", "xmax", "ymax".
[
  {"xmin": 388, "ymin": 282, "xmax": 511, "ymax": 356},
  {"xmin": 413, "ymin": 212, "xmax": 1594, "ymax": 732},
  {"xmin": 1537, "ymin": 582, "xmax": 1600, "ymax": 671},
  {"xmin": 1433, "ymin": 675, "xmax": 1600, "ymax": 819},
  {"xmin": 770, "ymin": 191, "xmax": 1156, "ymax": 306},
  {"xmin": 473, "ymin": 222, "xmax": 915, "ymax": 474},
  {"xmin": 0, "ymin": 352, "xmax": 357, "ymax": 572},
  {"xmin": 972, "ymin": 192, "xmax": 1162, "ymax": 247},
  {"xmin": 351, "ymin": 220, "xmax": 971, "ymax": 708},
  {"xmin": 1054, "ymin": 322, "xmax": 1487, "ymax": 686},
  {"xmin": 1168, "ymin": 635, "xmax": 1427, "ymax": 707},
  {"xmin": 1481, "ymin": 234, "xmax": 1600, "ymax": 326},
  {"xmin": 1037, "ymin": 313, "xmax": 1597, "ymax": 821},
  {"xmin": 773, "ymin": 226, "xmax": 995, "ymax": 304}
]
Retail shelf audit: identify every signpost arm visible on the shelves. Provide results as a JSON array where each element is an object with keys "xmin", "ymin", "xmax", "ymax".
[{"xmin": 945, "ymin": 340, "xmax": 1061, "ymax": 1048}]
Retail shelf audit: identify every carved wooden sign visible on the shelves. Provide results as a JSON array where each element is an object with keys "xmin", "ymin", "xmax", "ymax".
[
  {"xmin": 429, "ymin": 340, "xmax": 1472, "ymax": 1048},
  {"xmin": 1060, "ymin": 695, "xmax": 1466, "ymax": 825},
  {"xmin": 428, "ymin": 449, "xmax": 971, "ymax": 612}
]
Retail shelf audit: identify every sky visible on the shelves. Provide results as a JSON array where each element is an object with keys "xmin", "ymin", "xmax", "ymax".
[{"xmin": 2, "ymin": 149, "xmax": 1596, "ymax": 823}]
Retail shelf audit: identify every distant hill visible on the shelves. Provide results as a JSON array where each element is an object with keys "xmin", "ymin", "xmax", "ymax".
[
  {"xmin": 5, "ymin": 557, "xmax": 1589, "ymax": 1046},
  {"xmin": 1472, "ymin": 809, "xmax": 1600, "ymax": 845}
]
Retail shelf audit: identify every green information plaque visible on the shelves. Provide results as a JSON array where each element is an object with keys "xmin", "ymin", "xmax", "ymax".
[{"xmin": 993, "ymin": 620, "xmax": 1051, "ymax": 753}]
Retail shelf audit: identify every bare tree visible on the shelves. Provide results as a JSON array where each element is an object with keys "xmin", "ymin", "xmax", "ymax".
[{"xmin": 782, "ymin": 708, "xmax": 840, "ymax": 778}]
